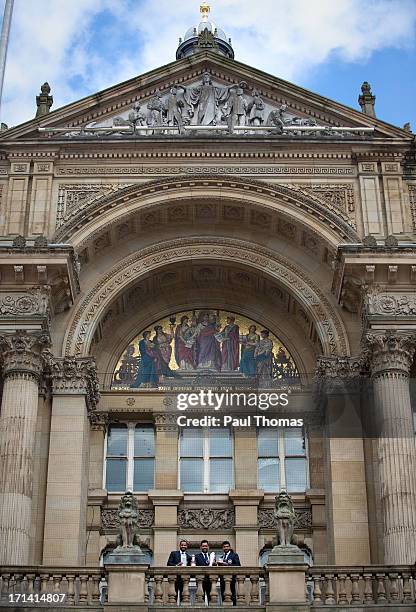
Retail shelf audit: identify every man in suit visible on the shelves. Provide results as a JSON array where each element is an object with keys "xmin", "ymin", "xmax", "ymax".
[
  {"xmin": 167, "ymin": 540, "xmax": 192, "ymax": 601},
  {"xmin": 195, "ymin": 539, "xmax": 214, "ymax": 604},
  {"xmin": 217, "ymin": 541, "xmax": 241, "ymax": 606}
]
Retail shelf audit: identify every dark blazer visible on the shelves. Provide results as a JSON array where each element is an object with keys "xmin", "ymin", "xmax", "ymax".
[
  {"xmin": 219, "ymin": 551, "xmax": 241, "ymax": 566},
  {"xmin": 195, "ymin": 551, "xmax": 212, "ymax": 566},
  {"xmin": 167, "ymin": 550, "xmax": 192, "ymax": 566}
]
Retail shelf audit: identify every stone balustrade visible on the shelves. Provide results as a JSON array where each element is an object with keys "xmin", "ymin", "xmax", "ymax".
[
  {"xmin": 0, "ymin": 567, "xmax": 106, "ymax": 606},
  {"xmin": 146, "ymin": 567, "xmax": 266, "ymax": 606},
  {"xmin": 309, "ymin": 566, "xmax": 416, "ymax": 606}
]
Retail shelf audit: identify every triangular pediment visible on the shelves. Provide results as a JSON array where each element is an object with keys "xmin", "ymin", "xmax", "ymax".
[{"xmin": 0, "ymin": 51, "xmax": 412, "ymax": 141}]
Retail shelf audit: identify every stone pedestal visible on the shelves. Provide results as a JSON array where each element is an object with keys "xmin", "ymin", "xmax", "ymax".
[
  {"xmin": 267, "ymin": 545, "xmax": 309, "ymax": 611},
  {"xmin": 367, "ymin": 332, "xmax": 416, "ymax": 565},
  {"xmin": 106, "ymin": 564, "xmax": 148, "ymax": 605},
  {"xmin": 106, "ymin": 545, "xmax": 148, "ymax": 565},
  {"xmin": 0, "ymin": 333, "xmax": 46, "ymax": 565}
]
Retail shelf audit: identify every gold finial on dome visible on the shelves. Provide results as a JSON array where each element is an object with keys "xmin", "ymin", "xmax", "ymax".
[{"xmin": 200, "ymin": 2, "xmax": 210, "ymax": 22}]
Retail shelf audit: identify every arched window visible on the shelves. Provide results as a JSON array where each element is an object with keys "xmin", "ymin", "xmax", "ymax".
[{"xmin": 105, "ymin": 423, "xmax": 155, "ymax": 492}]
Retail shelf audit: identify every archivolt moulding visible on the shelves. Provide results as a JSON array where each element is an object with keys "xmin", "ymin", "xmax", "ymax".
[
  {"xmin": 63, "ymin": 237, "xmax": 350, "ymax": 358},
  {"xmin": 55, "ymin": 175, "xmax": 359, "ymax": 247}
]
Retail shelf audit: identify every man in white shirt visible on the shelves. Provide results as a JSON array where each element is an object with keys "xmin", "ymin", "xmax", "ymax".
[{"xmin": 167, "ymin": 540, "xmax": 192, "ymax": 601}]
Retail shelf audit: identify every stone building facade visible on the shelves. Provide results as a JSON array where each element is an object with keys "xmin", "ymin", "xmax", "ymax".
[{"xmin": 0, "ymin": 6, "xmax": 416, "ymax": 605}]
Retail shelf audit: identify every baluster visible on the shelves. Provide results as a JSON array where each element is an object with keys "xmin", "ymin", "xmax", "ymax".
[
  {"xmin": 14, "ymin": 574, "xmax": 22, "ymax": 595},
  {"xmin": 182, "ymin": 574, "xmax": 190, "ymax": 605},
  {"xmin": 363, "ymin": 573, "xmax": 375, "ymax": 603},
  {"xmin": 91, "ymin": 574, "xmax": 101, "ymax": 604},
  {"xmin": 1, "ymin": 574, "xmax": 10, "ymax": 600},
  {"xmin": 66, "ymin": 574, "xmax": 75, "ymax": 605},
  {"xmin": 337, "ymin": 573, "xmax": 348, "ymax": 605},
  {"xmin": 264, "ymin": 573, "xmax": 270, "ymax": 604},
  {"xmin": 144, "ymin": 574, "xmax": 150, "ymax": 604},
  {"xmin": 79, "ymin": 574, "xmax": 88, "ymax": 603},
  {"xmin": 167, "ymin": 574, "xmax": 177, "ymax": 604},
  {"xmin": 323, "ymin": 573, "xmax": 335, "ymax": 604},
  {"xmin": 236, "ymin": 575, "xmax": 246, "ymax": 606},
  {"xmin": 154, "ymin": 574, "xmax": 164, "ymax": 604},
  {"xmin": 26, "ymin": 574, "xmax": 36, "ymax": 596},
  {"xmin": 350, "ymin": 573, "xmax": 360, "ymax": 603},
  {"xmin": 376, "ymin": 573, "xmax": 387, "ymax": 603},
  {"xmin": 311, "ymin": 574, "xmax": 322, "ymax": 605},
  {"xmin": 250, "ymin": 574, "xmax": 259, "ymax": 604},
  {"xmin": 52, "ymin": 574, "xmax": 62, "ymax": 595},
  {"xmin": 40, "ymin": 574, "xmax": 49, "ymax": 594},
  {"xmin": 222, "ymin": 575, "xmax": 233, "ymax": 606},
  {"xmin": 209, "ymin": 574, "xmax": 218, "ymax": 604},
  {"xmin": 196, "ymin": 574, "xmax": 204, "ymax": 604},
  {"xmin": 389, "ymin": 572, "xmax": 399, "ymax": 601},
  {"xmin": 402, "ymin": 572, "xmax": 413, "ymax": 603}
]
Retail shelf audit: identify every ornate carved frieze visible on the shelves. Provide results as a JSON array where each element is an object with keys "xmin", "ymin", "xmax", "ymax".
[
  {"xmin": 56, "ymin": 165, "xmax": 356, "ymax": 177},
  {"xmin": 365, "ymin": 331, "xmax": 416, "ymax": 377},
  {"xmin": 366, "ymin": 290, "xmax": 416, "ymax": 317},
  {"xmin": 178, "ymin": 508, "xmax": 235, "ymax": 530},
  {"xmin": 0, "ymin": 287, "xmax": 50, "ymax": 319},
  {"xmin": 287, "ymin": 183, "xmax": 355, "ymax": 216},
  {"xmin": 101, "ymin": 507, "xmax": 154, "ymax": 530},
  {"xmin": 258, "ymin": 508, "xmax": 312, "ymax": 530},
  {"xmin": 50, "ymin": 357, "xmax": 100, "ymax": 412},
  {"xmin": 0, "ymin": 331, "xmax": 50, "ymax": 380}
]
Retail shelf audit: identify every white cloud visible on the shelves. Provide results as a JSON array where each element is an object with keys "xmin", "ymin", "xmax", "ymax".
[{"xmin": 1, "ymin": 0, "xmax": 415, "ymax": 126}]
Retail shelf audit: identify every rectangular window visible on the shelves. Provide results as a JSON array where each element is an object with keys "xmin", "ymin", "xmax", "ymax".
[
  {"xmin": 105, "ymin": 423, "xmax": 155, "ymax": 492},
  {"xmin": 179, "ymin": 428, "xmax": 233, "ymax": 493},
  {"xmin": 257, "ymin": 427, "xmax": 308, "ymax": 492}
]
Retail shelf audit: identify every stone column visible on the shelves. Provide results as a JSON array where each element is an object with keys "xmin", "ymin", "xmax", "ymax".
[
  {"xmin": 366, "ymin": 331, "xmax": 416, "ymax": 564},
  {"xmin": 43, "ymin": 357, "xmax": 99, "ymax": 566},
  {"xmin": 0, "ymin": 332, "xmax": 48, "ymax": 565}
]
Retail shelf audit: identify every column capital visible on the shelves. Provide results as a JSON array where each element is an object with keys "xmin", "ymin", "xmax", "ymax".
[
  {"xmin": 0, "ymin": 330, "xmax": 50, "ymax": 381},
  {"xmin": 50, "ymin": 356, "xmax": 100, "ymax": 413},
  {"xmin": 364, "ymin": 331, "xmax": 416, "ymax": 377},
  {"xmin": 154, "ymin": 413, "xmax": 178, "ymax": 432},
  {"xmin": 89, "ymin": 411, "xmax": 110, "ymax": 431},
  {"xmin": 315, "ymin": 355, "xmax": 366, "ymax": 393}
]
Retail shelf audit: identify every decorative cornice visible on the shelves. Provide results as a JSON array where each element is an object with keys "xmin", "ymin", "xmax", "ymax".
[
  {"xmin": 0, "ymin": 331, "xmax": 50, "ymax": 380},
  {"xmin": 364, "ymin": 331, "xmax": 416, "ymax": 377},
  {"xmin": 50, "ymin": 357, "xmax": 100, "ymax": 413}
]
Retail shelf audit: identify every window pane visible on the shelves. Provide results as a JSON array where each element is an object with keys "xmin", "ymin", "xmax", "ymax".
[
  {"xmin": 133, "ymin": 458, "xmax": 155, "ymax": 491},
  {"xmin": 107, "ymin": 425, "xmax": 128, "ymax": 457},
  {"xmin": 285, "ymin": 458, "xmax": 307, "ymax": 492},
  {"xmin": 180, "ymin": 458, "xmax": 204, "ymax": 491},
  {"xmin": 210, "ymin": 458, "xmax": 233, "ymax": 492},
  {"xmin": 257, "ymin": 428, "xmax": 278, "ymax": 457},
  {"xmin": 106, "ymin": 458, "xmax": 127, "ymax": 491},
  {"xmin": 134, "ymin": 425, "xmax": 155, "ymax": 457},
  {"xmin": 180, "ymin": 428, "xmax": 203, "ymax": 457},
  {"xmin": 284, "ymin": 428, "xmax": 305, "ymax": 456},
  {"xmin": 210, "ymin": 428, "xmax": 232, "ymax": 457},
  {"xmin": 258, "ymin": 457, "xmax": 279, "ymax": 491}
]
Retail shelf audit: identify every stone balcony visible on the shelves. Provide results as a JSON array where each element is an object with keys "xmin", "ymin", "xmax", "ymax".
[{"xmin": 2, "ymin": 565, "xmax": 416, "ymax": 611}]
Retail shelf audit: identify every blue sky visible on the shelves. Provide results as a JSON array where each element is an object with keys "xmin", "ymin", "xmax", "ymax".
[{"xmin": 1, "ymin": 0, "xmax": 415, "ymax": 128}]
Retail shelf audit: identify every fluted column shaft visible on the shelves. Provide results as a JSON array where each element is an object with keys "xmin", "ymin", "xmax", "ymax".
[
  {"xmin": 367, "ymin": 332, "xmax": 416, "ymax": 564},
  {"xmin": 0, "ymin": 333, "xmax": 46, "ymax": 564}
]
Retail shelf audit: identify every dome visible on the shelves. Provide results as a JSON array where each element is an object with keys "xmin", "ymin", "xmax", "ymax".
[{"xmin": 177, "ymin": 3, "xmax": 234, "ymax": 60}]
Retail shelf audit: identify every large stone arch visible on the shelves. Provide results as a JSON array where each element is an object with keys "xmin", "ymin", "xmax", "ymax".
[
  {"xmin": 55, "ymin": 175, "xmax": 359, "ymax": 249},
  {"xmin": 63, "ymin": 236, "xmax": 350, "ymax": 359}
]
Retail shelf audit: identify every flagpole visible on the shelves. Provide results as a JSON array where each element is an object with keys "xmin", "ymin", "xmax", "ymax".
[{"xmin": 0, "ymin": 0, "xmax": 14, "ymax": 122}]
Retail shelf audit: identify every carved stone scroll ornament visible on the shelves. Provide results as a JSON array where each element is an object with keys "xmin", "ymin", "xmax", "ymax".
[
  {"xmin": 101, "ymin": 507, "xmax": 155, "ymax": 530},
  {"xmin": 365, "ymin": 289, "xmax": 416, "ymax": 317},
  {"xmin": 0, "ymin": 287, "xmax": 50, "ymax": 318},
  {"xmin": 49, "ymin": 357, "xmax": 100, "ymax": 416},
  {"xmin": 258, "ymin": 508, "xmax": 312, "ymax": 530},
  {"xmin": 178, "ymin": 508, "xmax": 235, "ymax": 529},
  {"xmin": 0, "ymin": 331, "xmax": 51, "ymax": 380},
  {"xmin": 364, "ymin": 332, "xmax": 416, "ymax": 377}
]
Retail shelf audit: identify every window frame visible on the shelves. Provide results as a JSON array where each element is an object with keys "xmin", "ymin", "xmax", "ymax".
[
  {"xmin": 178, "ymin": 427, "xmax": 234, "ymax": 493},
  {"xmin": 257, "ymin": 427, "xmax": 309, "ymax": 493},
  {"xmin": 104, "ymin": 421, "xmax": 155, "ymax": 493}
]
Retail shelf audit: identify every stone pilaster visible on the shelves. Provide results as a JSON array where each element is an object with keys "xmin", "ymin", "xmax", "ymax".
[
  {"xmin": 0, "ymin": 331, "xmax": 49, "ymax": 564},
  {"xmin": 154, "ymin": 413, "xmax": 178, "ymax": 489},
  {"xmin": 315, "ymin": 356, "xmax": 371, "ymax": 565},
  {"xmin": 366, "ymin": 331, "xmax": 416, "ymax": 564},
  {"xmin": 43, "ymin": 357, "xmax": 100, "ymax": 566}
]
